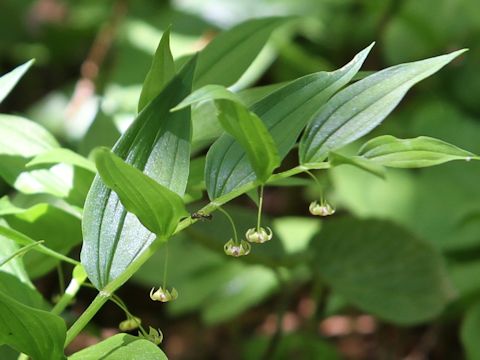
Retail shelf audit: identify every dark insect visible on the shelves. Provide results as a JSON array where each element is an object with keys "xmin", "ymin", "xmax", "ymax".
[{"xmin": 191, "ymin": 212, "xmax": 213, "ymax": 221}]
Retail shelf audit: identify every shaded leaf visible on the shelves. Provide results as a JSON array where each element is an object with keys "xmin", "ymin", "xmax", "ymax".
[
  {"xmin": 68, "ymin": 333, "xmax": 167, "ymax": 360},
  {"xmin": 0, "ymin": 290, "xmax": 66, "ymax": 360},
  {"xmin": 172, "ymin": 84, "xmax": 245, "ymax": 111},
  {"xmin": 299, "ymin": 49, "xmax": 467, "ymax": 163},
  {"xmin": 194, "ymin": 17, "xmax": 291, "ymax": 88},
  {"xmin": 461, "ymin": 302, "xmax": 480, "ymax": 360},
  {"xmin": 138, "ymin": 28, "xmax": 175, "ymax": 112},
  {"xmin": 358, "ymin": 135, "xmax": 478, "ymax": 168},
  {"xmin": 314, "ymin": 218, "xmax": 452, "ymax": 324}
]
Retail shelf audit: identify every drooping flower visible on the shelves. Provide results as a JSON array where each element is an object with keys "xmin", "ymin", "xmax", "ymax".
[
  {"xmin": 309, "ymin": 200, "xmax": 335, "ymax": 216},
  {"xmin": 224, "ymin": 239, "xmax": 251, "ymax": 257},
  {"xmin": 245, "ymin": 227, "xmax": 273, "ymax": 244},
  {"xmin": 149, "ymin": 286, "xmax": 178, "ymax": 302}
]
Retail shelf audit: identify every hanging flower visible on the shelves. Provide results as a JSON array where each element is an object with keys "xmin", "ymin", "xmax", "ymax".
[
  {"xmin": 149, "ymin": 286, "xmax": 178, "ymax": 302},
  {"xmin": 224, "ymin": 239, "xmax": 251, "ymax": 257},
  {"xmin": 245, "ymin": 227, "xmax": 273, "ymax": 243},
  {"xmin": 139, "ymin": 326, "xmax": 163, "ymax": 345},
  {"xmin": 119, "ymin": 316, "xmax": 141, "ymax": 331},
  {"xmin": 309, "ymin": 200, "xmax": 335, "ymax": 216}
]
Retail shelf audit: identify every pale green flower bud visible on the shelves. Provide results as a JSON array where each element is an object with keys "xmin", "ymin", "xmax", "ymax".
[
  {"xmin": 245, "ymin": 227, "xmax": 273, "ymax": 244},
  {"xmin": 119, "ymin": 316, "xmax": 141, "ymax": 331},
  {"xmin": 224, "ymin": 239, "xmax": 251, "ymax": 257},
  {"xmin": 309, "ymin": 201, "xmax": 335, "ymax": 216},
  {"xmin": 149, "ymin": 286, "xmax": 178, "ymax": 302}
]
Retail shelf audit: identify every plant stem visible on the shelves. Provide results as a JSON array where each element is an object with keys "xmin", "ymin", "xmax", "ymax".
[
  {"xmin": 162, "ymin": 243, "xmax": 169, "ymax": 289},
  {"xmin": 217, "ymin": 207, "xmax": 238, "ymax": 242},
  {"xmin": 65, "ymin": 292, "xmax": 110, "ymax": 346},
  {"xmin": 64, "ymin": 161, "xmax": 330, "ymax": 347},
  {"xmin": 256, "ymin": 185, "xmax": 264, "ymax": 231},
  {"xmin": 51, "ymin": 274, "xmax": 86, "ymax": 315}
]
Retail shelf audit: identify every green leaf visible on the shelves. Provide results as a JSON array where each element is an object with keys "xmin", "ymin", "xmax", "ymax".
[
  {"xmin": 68, "ymin": 333, "xmax": 167, "ymax": 360},
  {"xmin": 0, "ymin": 60, "xmax": 34, "ymax": 104},
  {"xmin": 3, "ymin": 203, "xmax": 82, "ymax": 278},
  {"xmin": 0, "ymin": 224, "xmax": 45, "ymax": 309},
  {"xmin": 461, "ymin": 302, "xmax": 480, "ymax": 360},
  {"xmin": 138, "ymin": 28, "xmax": 175, "ymax": 112},
  {"xmin": 216, "ymin": 100, "xmax": 280, "ymax": 182},
  {"xmin": 0, "ymin": 290, "xmax": 66, "ymax": 360},
  {"xmin": 172, "ymin": 84, "xmax": 245, "ymax": 111},
  {"xmin": 194, "ymin": 17, "xmax": 291, "ymax": 88},
  {"xmin": 358, "ymin": 135, "xmax": 478, "ymax": 168},
  {"xmin": 299, "ymin": 49, "xmax": 467, "ymax": 163},
  {"xmin": 26, "ymin": 148, "xmax": 96, "ymax": 172},
  {"xmin": 93, "ymin": 148, "xmax": 187, "ymax": 237},
  {"xmin": 329, "ymin": 151, "xmax": 386, "ymax": 179},
  {"xmin": 0, "ymin": 115, "xmax": 59, "ymax": 157},
  {"xmin": 313, "ymin": 218, "xmax": 452, "ymax": 325},
  {"xmin": 81, "ymin": 57, "xmax": 196, "ymax": 289},
  {"xmin": 205, "ymin": 43, "xmax": 373, "ymax": 199},
  {"xmin": 0, "ymin": 115, "xmax": 92, "ymax": 205}
]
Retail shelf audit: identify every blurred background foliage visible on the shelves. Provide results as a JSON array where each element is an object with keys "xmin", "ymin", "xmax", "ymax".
[{"xmin": 1, "ymin": 0, "xmax": 480, "ymax": 358}]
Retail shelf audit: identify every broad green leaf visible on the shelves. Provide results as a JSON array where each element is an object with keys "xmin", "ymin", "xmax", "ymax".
[
  {"xmin": 172, "ymin": 84, "xmax": 245, "ymax": 111},
  {"xmin": 68, "ymin": 333, "xmax": 167, "ymax": 360},
  {"xmin": 184, "ymin": 157, "xmax": 205, "ymax": 203},
  {"xmin": 216, "ymin": 100, "xmax": 280, "ymax": 182},
  {"xmin": 0, "ymin": 60, "xmax": 34, "ymax": 104},
  {"xmin": 313, "ymin": 218, "xmax": 452, "ymax": 325},
  {"xmin": 0, "ymin": 115, "xmax": 59, "ymax": 156},
  {"xmin": 0, "ymin": 196, "xmax": 24, "ymax": 216},
  {"xmin": 0, "ymin": 224, "xmax": 45, "ymax": 308},
  {"xmin": 138, "ymin": 28, "xmax": 175, "ymax": 112},
  {"xmin": 358, "ymin": 135, "xmax": 478, "ymax": 168},
  {"xmin": 0, "ymin": 290, "xmax": 66, "ymax": 360},
  {"xmin": 461, "ymin": 303, "xmax": 480, "ymax": 360},
  {"xmin": 93, "ymin": 148, "xmax": 187, "ymax": 237},
  {"xmin": 205, "ymin": 43, "xmax": 373, "ymax": 199},
  {"xmin": 81, "ymin": 58, "xmax": 196, "ymax": 289},
  {"xmin": 0, "ymin": 115, "xmax": 92, "ymax": 205},
  {"xmin": 194, "ymin": 17, "xmax": 291, "ymax": 88},
  {"xmin": 329, "ymin": 151, "xmax": 386, "ymax": 178},
  {"xmin": 299, "ymin": 49, "xmax": 467, "ymax": 163},
  {"xmin": 26, "ymin": 148, "xmax": 96, "ymax": 172},
  {"xmin": 3, "ymin": 203, "xmax": 82, "ymax": 278}
]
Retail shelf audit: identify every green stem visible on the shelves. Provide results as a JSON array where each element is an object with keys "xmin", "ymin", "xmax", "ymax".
[
  {"xmin": 65, "ymin": 292, "xmax": 110, "ymax": 346},
  {"xmin": 162, "ymin": 243, "xmax": 169, "ymax": 289},
  {"xmin": 256, "ymin": 185, "xmax": 264, "ymax": 231},
  {"xmin": 52, "ymin": 275, "xmax": 86, "ymax": 316},
  {"xmin": 0, "ymin": 241, "xmax": 43, "ymax": 267},
  {"xmin": 218, "ymin": 207, "xmax": 238, "ymax": 243},
  {"xmin": 64, "ymin": 162, "xmax": 330, "ymax": 348}
]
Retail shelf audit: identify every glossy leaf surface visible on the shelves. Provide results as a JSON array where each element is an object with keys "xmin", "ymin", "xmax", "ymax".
[
  {"xmin": 138, "ymin": 28, "xmax": 175, "ymax": 112},
  {"xmin": 358, "ymin": 135, "xmax": 478, "ymax": 168},
  {"xmin": 205, "ymin": 44, "xmax": 373, "ymax": 199},
  {"xmin": 300, "ymin": 49, "xmax": 467, "ymax": 163},
  {"xmin": 94, "ymin": 148, "xmax": 187, "ymax": 237},
  {"xmin": 81, "ymin": 58, "xmax": 195, "ymax": 289},
  {"xmin": 215, "ymin": 100, "xmax": 279, "ymax": 182}
]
